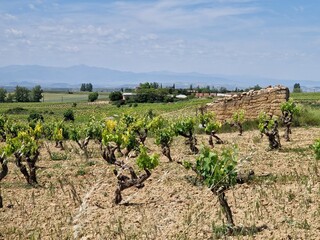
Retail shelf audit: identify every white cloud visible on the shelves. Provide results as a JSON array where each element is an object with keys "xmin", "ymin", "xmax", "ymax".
[
  {"xmin": 0, "ymin": 0, "xmax": 319, "ymax": 81},
  {"xmin": 59, "ymin": 46, "xmax": 80, "ymax": 53},
  {"xmin": 111, "ymin": 0, "xmax": 259, "ymax": 31},
  {"xmin": 140, "ymin": 34, "xmax": 158, "ymax": 41},
  {"xmin": 0, "ymin": 13, "xmax": 17, "ymax": 21},
  {"xmin": 5, "ymin": 28, "xmax": 24, "ymax": 38}
]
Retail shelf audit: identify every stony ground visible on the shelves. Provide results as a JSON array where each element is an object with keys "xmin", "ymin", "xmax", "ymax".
[{"xmin": 1, "ymin": 127, "xmax": 320, "ymax": 239}]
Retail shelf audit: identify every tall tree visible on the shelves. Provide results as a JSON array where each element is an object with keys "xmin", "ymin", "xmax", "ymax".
[
  {"xmin": 80, "ymin": 83, "xmax": 86, "ymax": 91},
  {"xmin": 15, "ymin": 86, "xmax": 30, "ymax": 102},
  {"xmin": 0, "ymin": 88, "xmax": 7, "ymax": 102},
  {"xmin": 30, "ymin": 85, "xmax": 43, "ymax": 102},
  {"xmin": 86, "ymin": 83, "xmax": 93, "ymax": 92},
  {"xmin": 80, "ymin": 83, "xmax": 93, "ymax": 92},
  {"xmin": 293, "ymin": 83, "xmax": 302, "ymax": 93}
]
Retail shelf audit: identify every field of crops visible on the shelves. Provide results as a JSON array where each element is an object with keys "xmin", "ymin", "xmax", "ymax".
[
  {"xmin": 291, "ymin": 92, "xmax": 320, "ymax": 102},
  {"xmin": 42, "ymin": 92, "xmax": 109, "ymax": 103},
  {"xmin": 0, "ymin": 92, "xmax": 320, "ymax": 239},
  {"xmin": 0, "ymin": 97, "xmax": 211, "ymax": 123}
]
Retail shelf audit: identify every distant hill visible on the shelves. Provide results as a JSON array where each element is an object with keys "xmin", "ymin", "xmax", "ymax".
[{"xmin": 0, "ymin": 65, "xmax": 319, "ymax": 91}]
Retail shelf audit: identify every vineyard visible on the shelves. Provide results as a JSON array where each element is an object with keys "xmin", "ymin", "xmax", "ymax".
[{"xmin": 0, "ymin": 95, "xmax": 320, "ymax": 239}]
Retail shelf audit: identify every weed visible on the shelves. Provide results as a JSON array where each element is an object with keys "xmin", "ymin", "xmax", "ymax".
[
  {"xmin": 52, "ymin": 163, "xmax": 62, "ymax": 169},
  {"xmin": 50, "ymin": 152, "xmax": 68, "ymax": 161},
  {"xmin": 287, "ymin": 190, "xmax": 295, "ymax": 202},
  {"xmin": 76, "ymin": 167, "xmax": 87, "ymax": 176},
  {"xmin": 296, "ymin": 219, "xmax": 311, "ymax": 230}
]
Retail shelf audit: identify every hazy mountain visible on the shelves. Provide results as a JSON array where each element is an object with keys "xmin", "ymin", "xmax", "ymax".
[{"xmin": 0, "ymin": 65, "xmax": 319, "ymax": 91}]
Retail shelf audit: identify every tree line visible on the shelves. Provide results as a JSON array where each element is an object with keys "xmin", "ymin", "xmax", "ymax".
[{"xmin": 0, "ymin": 85, "xmax": 43, "ymax": 103}]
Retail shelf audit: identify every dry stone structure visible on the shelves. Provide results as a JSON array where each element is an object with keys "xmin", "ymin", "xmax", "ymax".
[{"xmin": 206, "ymin": 85, "xmax": 289, "ymax": 121}]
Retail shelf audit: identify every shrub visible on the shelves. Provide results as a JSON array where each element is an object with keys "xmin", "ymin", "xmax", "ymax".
[
  {"xmin": 109, "ymin": 91, "xmax": 123, "ymax": 101},
  {"xmin": 28, "ymin": 112, "xmax": 44, "ymax": 122},
  {"xmin": 63, "ymin": 109, "xmax": 75, "ymax": 121},
  {"xmin": 88, "ymin": 92, "xmax": 99, "ymax": 102},
  {"xmin": 5, "ymin": 107, "xmax": 28, "ymax": 114}
]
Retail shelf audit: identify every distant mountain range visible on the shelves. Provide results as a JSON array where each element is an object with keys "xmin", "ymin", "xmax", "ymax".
[{"xmin": 0, "ymin": 65, "xmax": 319, "ymax": 91}]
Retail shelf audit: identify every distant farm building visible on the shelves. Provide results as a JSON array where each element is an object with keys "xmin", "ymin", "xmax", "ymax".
[{"xmin": 122, "ymin": 92, "xmax": 137, "ymax": 101}]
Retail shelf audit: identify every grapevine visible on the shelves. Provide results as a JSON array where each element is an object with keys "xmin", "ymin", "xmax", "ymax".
[
  {"xmin": 230, "ymin": 109, "xmax": 245, "ymax": 136},
  {"xmin": 174, "ymin": 117, "xmax": 199, "ymax": 154},
  {"xmin": 150, "ymin": 116, "xmax": 175, "ymax": 161},
  {"xmin": 198, "ymin": 112, "xmax": 223, "ymax": 148},
  {"xmin": 258, "ymin": 112, "xmax": 281, "ymax": 149},
  {"xmin": 281, "ymin": 98, "xmax": 300, "ymax": 141}
]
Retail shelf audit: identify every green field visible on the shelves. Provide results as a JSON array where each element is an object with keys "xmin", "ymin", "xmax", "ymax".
[
  {"xmin": 42, "ymin": 92, "xmax": 109, "ymax": 103},
  {"xmin": 291, "ymin": 92, "xmax": 320, "ymax": 102},
  {"xmin": 0, "ymin": 91, "xmax": 320, "ymax": 126},
  {"xmin": 0, "ymin": 96, "xmax": 212, "ymax": 123}
]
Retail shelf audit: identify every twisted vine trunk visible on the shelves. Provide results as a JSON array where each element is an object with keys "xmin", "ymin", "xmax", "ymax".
[
  {"xmin": 114, "ymin": 168, "xmax": 151, "ymax": 204},
  {"xmin": 0, "ymin": 156, "xmax": 8, "ymax": 208},
  {"xmin": 0, "ymin": 131, "xmax": 6, "ymax": 142},
  {"xmin": 75, "ymin": 137, "xmax": 90, "ymax": 160},
  {"xmin": 236, "ymin": 122, "xmax": 243, "ymax": 136},
  {"xmin": 101, "ymin": 145, "xmax": 117, "ymax": 164},
  {"xmin": 161, "ymin": 144, "xmax": 172, "ymax": 161},
  {"xmin": 55, "ymin": 140, "xmax": 65, "ymax": 150},
  {"xmin": 262, "ymin": 121, "xmax": 281, "ymax": 150},
  {"xmin": 215, "ymin": 190, "xmax": 234, "ymax": 227},
  {"xmin": 14, "ymin": 150, "xmax": 39, "ymax": 186},
  {"xmin": 282, "ymin": 111, "xmax": 293, "ymax": 142},
  {"xmin": 136, "ymin": 129, "xmax": 148, "ymax": 146},
  {"xmin": 178, "ymin": 131, "xmax": 198, "ymax": 154},
  {"xmin": 208, "ymin": 131, "xmax": 223, "ymax": 148}
]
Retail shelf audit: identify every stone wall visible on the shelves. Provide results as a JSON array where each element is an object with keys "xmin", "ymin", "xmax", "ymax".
[{"xmin": 206, "ymin": 85, "xmax": 289, "ymax": 121}]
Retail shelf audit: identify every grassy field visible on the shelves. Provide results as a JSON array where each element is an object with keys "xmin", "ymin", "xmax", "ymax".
[
  {"xmin": 42, "ymin": 92, "xmax": 109, "ymax": 103},
  {"xmin": 0, "ymin": 97, "xmax": 212, "ymax": 123},
  {"xmin": 0, "ymin": 91, "xmax": 320, "ymax": 126},
  {"xmin": 291, "ymin": 92, "xmax": 320, "ymax": 102}
]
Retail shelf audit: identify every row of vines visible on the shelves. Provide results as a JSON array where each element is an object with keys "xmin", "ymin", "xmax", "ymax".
[{"xmin": 0, "ymin": 98, "xmax": 320, "ymax": 234}]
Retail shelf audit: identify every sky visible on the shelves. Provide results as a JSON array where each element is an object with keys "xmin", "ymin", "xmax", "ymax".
[{"xmin": 0, "ymin": 0, "xmax": 320, "ymax": 81}]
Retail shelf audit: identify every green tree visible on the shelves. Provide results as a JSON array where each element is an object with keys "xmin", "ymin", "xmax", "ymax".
[
  {"xmin": 15, "ymin": 86, "xmax": 30, "ymax": 102},
  {"xmin": 30, "ymin": 85, "xmax": 43, "ymax": 102},
  {"xmin": 219, "ymin": 87, "xmax": 227, "ymax": 93},
  {"xmin": 6, "ymin": 93, "xmax": 14, "ymax": 103},
  {"xmin": 80, "ymin": 83, "xmax": 93, "ymax": 92},
  {"xmin": 109, "ymin": 91, "xmax": 123, "ymax": 101},
  {"xmin": 253, "ymin": 84, "xmax": 262, "ymax": 90},
  {"xmin": 88, "ymin": 92, "xmax": 99, "ymax": 102},
  {"xmin": 86, "ymin": 83, "xmax": 93, "ymax": 92},
  {"xmin": 80, "ymin": 83, "xmax": 86, "ymax": 91},
  {"xmin": 0, "ymin": 88, "xmax": 7, "ymax": 102},
  {"xmin": 293, "ymin": 83, "xmax": 302, "ymax": 93}
]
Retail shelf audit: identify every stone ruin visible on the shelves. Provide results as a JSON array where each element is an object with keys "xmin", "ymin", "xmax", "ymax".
[{"xmin": 206, "ymin": 85, "xmax": 289, "ymax": 121}]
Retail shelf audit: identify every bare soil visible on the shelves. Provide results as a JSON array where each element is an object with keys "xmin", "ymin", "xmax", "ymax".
[{"xmin": 1, "ymin": 127, "xmax": 320, "ymax": 239}]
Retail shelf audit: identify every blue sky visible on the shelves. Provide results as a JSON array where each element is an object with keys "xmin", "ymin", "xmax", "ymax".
[{"xmin": 0, "ymin": 0, "xmax": 320, "ymax": 81}]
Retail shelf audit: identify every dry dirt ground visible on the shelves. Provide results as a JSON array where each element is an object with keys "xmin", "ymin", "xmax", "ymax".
[{"xmin": 1, "ymin": 127, "xmax": 320, "ymax": 239}]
